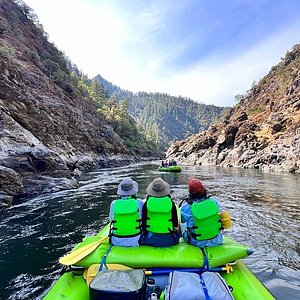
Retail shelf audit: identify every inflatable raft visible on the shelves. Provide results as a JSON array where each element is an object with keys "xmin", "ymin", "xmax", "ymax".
[
  {"xmin": 158, "ymin": 166, "xmax": 182, "ymax": 172},
  {"xmin": 44, "ymin": 225, "xmax": 275, "ymax": 300}
]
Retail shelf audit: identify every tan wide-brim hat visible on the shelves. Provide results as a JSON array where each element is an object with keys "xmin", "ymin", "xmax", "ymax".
[{"xmin": 146, "ymin": 178, "xmax": 170, "ymax": 197}]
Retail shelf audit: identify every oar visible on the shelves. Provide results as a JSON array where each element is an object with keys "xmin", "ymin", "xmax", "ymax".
[
  {"xmin": 219, "ymin": 211, "xmax": 231, "ymax": 229},
  {"xmin": 59, "ymin": 236, "xmax": 108, "ymax": 266},
  {"xmin": 145, "ymin": 264, "xmax": 233, "ymax": 275}
]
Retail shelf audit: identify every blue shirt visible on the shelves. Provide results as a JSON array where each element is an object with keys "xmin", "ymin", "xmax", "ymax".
[
  {"xmin": 109, "ymin": 197, "xmax": 144, "ymax": 247},
  {"xmin": 181, "ymin": 196, "xmax": 223, "ymax": 248}
]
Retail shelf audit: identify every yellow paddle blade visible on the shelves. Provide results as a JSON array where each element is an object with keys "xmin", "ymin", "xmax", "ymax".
[
  {"xmin": 220, "ymin": 211, "xmax": 232, "ymax": 229},
  {"xmin": 59, "ymin": 236, "xmax": 108, "ymax": 266}
]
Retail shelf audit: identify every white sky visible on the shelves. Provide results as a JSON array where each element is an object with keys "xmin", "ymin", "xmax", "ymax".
[{"xmin": 24, "ymin": 0, "xmax": 300, "ymax": 106}]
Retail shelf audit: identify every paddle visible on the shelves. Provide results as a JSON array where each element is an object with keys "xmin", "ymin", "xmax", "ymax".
[
  {"xmin": 59, "ymin": 236, "xmax": 108, "ymax": 266},
  {"xmin": 219, "ymin": 211, "xmax": 231, "ymax": 229}
]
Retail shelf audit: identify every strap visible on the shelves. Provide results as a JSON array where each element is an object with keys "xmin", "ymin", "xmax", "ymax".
[
  {"xmin": 171, "ymin": 201, "xmax": 178, "ymax": 227},
  {"xmin": 99, "ymin": 244, "xmax": 113, "ymax": 271},
  {"xmin": 200, "ymin": 248, "xmax": 209, "ymax": 271},
  {"xmin": 179, "ymin": 197, "xmax": 189, "ymax": 208},
  {"xmin": 199, "ymin": 274, "xmax": 213, "ymax": 300},
  {"xmin": 187, "ymin": 228, "xmax": 219, "ymax": 241}
]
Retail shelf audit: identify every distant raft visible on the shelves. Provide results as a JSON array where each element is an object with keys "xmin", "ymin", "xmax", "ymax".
[{"xmin": 158, "ymin": 165, "xmax": 182, "ymax": 172}]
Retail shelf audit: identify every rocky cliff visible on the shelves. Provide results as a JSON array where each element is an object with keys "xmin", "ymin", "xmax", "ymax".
[
  {"xmin": 167, "ymin": 44, "xmax": 300, "ymax": 174},
  {"xmin": 0, "ymin": 0, "xmax": 157, "ymax": 206}
]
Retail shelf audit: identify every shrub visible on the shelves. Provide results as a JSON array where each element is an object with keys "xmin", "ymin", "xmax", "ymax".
[
  {"xmin": 0, "ymin": 44, "xmax": 15, "ymax": 58},
  {"xmin": 246, "ymin": 104, "xmax": 265, "ymax": 115}
]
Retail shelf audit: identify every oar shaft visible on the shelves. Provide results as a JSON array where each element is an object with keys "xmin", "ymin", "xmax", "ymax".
[{"xmin": 145, "ymin": 267, "xmax": 227, "ymax": 275}]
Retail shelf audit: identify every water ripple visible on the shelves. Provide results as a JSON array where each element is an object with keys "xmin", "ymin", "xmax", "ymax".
[{"xmin": 0, "ymin": 162, "xmax": 299, "ymax": 299}]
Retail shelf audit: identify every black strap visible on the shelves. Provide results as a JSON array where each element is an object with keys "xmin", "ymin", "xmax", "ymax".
[
  {"xmin": 113, "ymin": 232, "xmax": 141, "ymax": 238},
  {"xmin": 171, "ymin": 200, "xmax": 178, "ymax": 228},
  {"xmin": 188, "ymin": 227, "xmax": 219, "ymax": 241}
]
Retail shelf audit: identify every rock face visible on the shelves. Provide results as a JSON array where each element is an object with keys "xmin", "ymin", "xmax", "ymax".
[
  {"xmin": 0, "ymin": 0, "xmax": 156, "ymax": 202},
  {"xmin": 167, "ymin": 45, "xmax": 300, "ymax": 174}
]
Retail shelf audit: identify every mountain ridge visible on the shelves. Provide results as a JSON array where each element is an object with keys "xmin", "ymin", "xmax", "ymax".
[{"xmin": 95, "ymin": 74, "xmax": 227, "ymax": 149}]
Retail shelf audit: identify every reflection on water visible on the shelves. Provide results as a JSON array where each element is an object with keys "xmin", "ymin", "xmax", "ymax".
[{"xmin": 0, "ymin": 162, "xmax": 299, "ymax": 299}]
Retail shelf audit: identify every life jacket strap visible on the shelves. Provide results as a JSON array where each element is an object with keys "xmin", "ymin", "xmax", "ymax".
[
  {"xmin": 113, "ymin": 232, "xmax": 141, "ymax": 238},
  {"xmin": 189, "ymin": 229, "xmax": 218, "ymax": 241}
]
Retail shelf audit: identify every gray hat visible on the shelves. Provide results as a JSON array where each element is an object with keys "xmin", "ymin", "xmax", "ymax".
[
  {"xmin": 146, "ymin": 178, "xmax": 170, "ymax": 197},
  {"xmin": 117, "ymin": 177, "xmax": 138, "ymax": 196}
]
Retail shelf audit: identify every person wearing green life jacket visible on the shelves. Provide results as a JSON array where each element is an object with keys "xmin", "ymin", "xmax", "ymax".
[
  {"xmin": 181, "ymin": 178, "xmax": 223, "ymax": 248},
  {"xmin": 109, "ymin": 177, "xmax": 144, "ymax": 247},
  {"xmin": 140, "ymin": 178, "xmax": 180, "ymax": 247}
]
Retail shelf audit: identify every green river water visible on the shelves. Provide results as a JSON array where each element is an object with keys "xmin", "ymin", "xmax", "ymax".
[{"xmin": 0, "ymin": 162, "xmax": 299, "ymax": 299}]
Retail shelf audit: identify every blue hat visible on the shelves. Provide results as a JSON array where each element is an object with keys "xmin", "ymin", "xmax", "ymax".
[{"xmin": 117, "ymin": 177, "xmax": 138, "ymax": 196}]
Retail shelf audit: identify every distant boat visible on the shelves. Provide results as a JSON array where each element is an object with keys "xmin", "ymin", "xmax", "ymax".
[{"xmin": 158, "ymin": 165, "xmax": 182, "ymax": 172}]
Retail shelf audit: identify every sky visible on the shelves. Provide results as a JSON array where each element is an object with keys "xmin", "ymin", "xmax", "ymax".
[{"xmin": 24, "ymin": 0, "xmax": 300, "ymax": 107}]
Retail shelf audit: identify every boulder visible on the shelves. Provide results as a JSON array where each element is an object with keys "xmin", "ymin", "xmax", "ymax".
[
  {"xmin": 235, "ymin": 111, "xmax": 248, "ymax": 122},
  {"xmin": 0, "ymin": 165, "xmax": 24, "ymax": 196},
  {"xmin": 0, "ymin": 193, "xmax": 13, "ymax": 207}
]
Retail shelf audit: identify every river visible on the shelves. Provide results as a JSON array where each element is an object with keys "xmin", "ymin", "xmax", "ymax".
[{"xmin": 0, "ymin": 162, "xmax": 299, "ymax": 299}]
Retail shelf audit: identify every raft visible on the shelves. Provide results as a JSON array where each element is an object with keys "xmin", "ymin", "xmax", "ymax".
[
  {"xmin": 44, "ymin": 224, "xmax": 275, "ymax": 300},
  {"xmin": 158, "ymin": 165, "xmax": 182, "ymax": 172}
]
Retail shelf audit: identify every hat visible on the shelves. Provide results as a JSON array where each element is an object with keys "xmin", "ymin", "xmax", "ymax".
[
  {"xmin": 146, "ymin": 178, "xmax": 170, "ymax": 197},
  {"xmin": 117, "ymin": 177, "xmax": 138, "ymax": 196},
  {"xmin": 188, "ymin": 178, "xmax": 205, "ymax": 196}
]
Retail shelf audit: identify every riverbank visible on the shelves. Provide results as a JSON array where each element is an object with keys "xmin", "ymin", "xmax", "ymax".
[{"xmin": 0, "ymin": 154, "xmax": 159, "ymax": 207}]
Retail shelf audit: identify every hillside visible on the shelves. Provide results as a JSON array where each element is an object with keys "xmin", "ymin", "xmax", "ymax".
[
  {"xmin": 95, "ymin": 75, "xmax": 227, "ymax": 149},
  {"xmin": 167, "ymin": 44, "xmax": 300, "ymax": 173},
  {"xmin": 0, "ymin": 0, "xmax": 160, "ymax": 205}
]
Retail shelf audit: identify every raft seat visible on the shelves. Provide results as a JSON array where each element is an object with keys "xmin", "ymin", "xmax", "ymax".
[{"xmin": 73, "ymin": 227, "xmax": 252, "ymax": 269}]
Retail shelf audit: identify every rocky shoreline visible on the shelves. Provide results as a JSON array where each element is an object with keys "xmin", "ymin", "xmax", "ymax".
[
  {"xmin": 167, "ymin": 45, "xmax": 300, "ymax": 174},
  {"xmin": 166, "ymin": 119, "xmax": 300, "ymax": 174},
  {"xmin": 0, "ymin": 153, "xmax": 157, "ymax": 207},
  {"xmin": 0, "ymin": 1, "xmax": 161, "ymax": 207}
]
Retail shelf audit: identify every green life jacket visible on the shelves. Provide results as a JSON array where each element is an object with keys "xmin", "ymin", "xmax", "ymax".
[
  {"xmin": 145, "ymin": 196, "xmax": 174, "ymax": 234},
  {"xmin": 190, "ymin": 199, "xmax": 221, "ymax": 241},
  {"xmin": 111, "ymin": 198, "xmax": 141, "ymax": 238}
]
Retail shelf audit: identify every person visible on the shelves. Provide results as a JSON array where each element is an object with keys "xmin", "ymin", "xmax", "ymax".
[
  {"xmin": 109, "ymin": 177, "xmax": 144, "ymax": 247},
  {"xmin": 181, "ymin": 178, "xmax": 223, "ymax": 248},
  {"xmin": 169, "ymin": 159, "xmax": 177, "ymax": 166},
  {"xmin": 140, "ymin": 178, "xmax": 180, "ymax": 247}
]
